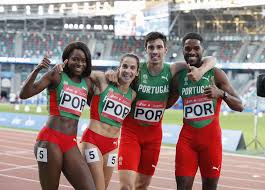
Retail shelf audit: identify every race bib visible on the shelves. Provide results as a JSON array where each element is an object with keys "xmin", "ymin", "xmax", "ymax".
[
  {"xmin": 85, "ymin": 148, "xmax": 100, "ymax": 163},
  {"xmin": 184, "ymin": 95, "xmax": 214, "ymax": 121},
  {"xmin": 36, "ymin": 147, "xmax": 47, "ymax": 162},
  {"xmin": 107, "ymin": 153, "xmax": 118, "ymax": 167},
  {"xmin": 102, "ymin": 91, "xmax": 131, "ymax": 123},
  {"xmin": 134, "ymin": 100, "xmax": 165, "ymax": 124},
  {"xmin": 59, "ymin": 84, "xmax": 87, "ymax": 116}
]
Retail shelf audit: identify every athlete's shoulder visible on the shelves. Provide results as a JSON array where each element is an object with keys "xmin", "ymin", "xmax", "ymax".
[
  {"xmin": 139, "ymin": 62, "xmax": 146, "ymax": 69},
  {"xmin": 212, "ymin": 67, "xmax": 224, "ymax": 75},
  {"xmin": 164, "ymin": 62, "xmax": 171, "ymax": 69},
  {"xmin": 212, "ymin": 67, "xmax": 226, "ymax": 79}
]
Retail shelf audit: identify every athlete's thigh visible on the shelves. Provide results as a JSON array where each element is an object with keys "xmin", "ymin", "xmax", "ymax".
[
  {"xmin": 62, "ymin": 146, "xmax": 96, "ymax": 190},
  {"xmin": 137, "ymin": 139, "xmax": 161, "ymax": 176},
  {"xmin": 34, "ymin": 141, "xmax": 63, "ymax": 190},
  {"xmin": 175, "ymin": 137, "xmax": 198, "ymax": 177},
  {"xmin": 82, "ymin": 142, "xmax": 105, "ymax": 190},
  {"xmin": 199, "ymin": 139, "xmax": 222, "ymax": 178},
  {"xmin": 118, "ymin": 130, "xmax": 141, "ymax": 172},
  {"xmin": 103, "ymin": 148, "xmax": 118, "ymax": 187},
  {"xmin": 81, "ymin": 142, "xmax": 104, "ymax": 170}
]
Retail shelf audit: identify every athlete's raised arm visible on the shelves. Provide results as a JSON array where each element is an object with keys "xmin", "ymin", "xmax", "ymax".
[
  {"xmin": 19, "ymin": 57, "xmax": 60, "ymax": 99},
  {"xmin": 204, "ymin": 68, "xmax": 244, "ymax": 112}
]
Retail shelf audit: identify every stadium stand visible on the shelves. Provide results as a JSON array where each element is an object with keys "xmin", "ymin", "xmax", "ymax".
[
  {"xmin": 0, "ymin": 32, "xmax": 16, "ymax": 57},
  {"xmin": 0, "ymin": 32, "xmax": 264, "ymax": 64},
  {"xmin": 0, "ymin": 0, "xmax": 265, "ymax": 111}
]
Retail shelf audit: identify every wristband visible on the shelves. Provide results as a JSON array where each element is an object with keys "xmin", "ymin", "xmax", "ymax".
[{"xmin": 223, "ymin": 91, "xmax": 228, "ymax": 100}]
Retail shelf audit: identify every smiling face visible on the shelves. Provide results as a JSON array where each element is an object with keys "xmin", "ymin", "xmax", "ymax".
[
  {"xmin": 62, "ymin": 42, "xmax": 91, "ymax": 78},
  {"xmin": 118, "ymin": 56, "xmax": 139, "ymax": 85},
  {"xmin": 183, "ymin": 39, "xmax": 204, "ymax": 66},
  {"xmin": 67, "ymin": 49, "xmax": 87, "ymax": 76},
  {"xmin": 145, "ymin": 38, "xmax": 167, "ymax": 66}
]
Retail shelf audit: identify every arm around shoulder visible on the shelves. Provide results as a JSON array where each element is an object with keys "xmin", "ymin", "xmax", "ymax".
[
  {"xmin": 166, "ymin": 73, "xmax": 179, "ymax": 109},
  {"xmin": 199, "ymin": 56, "xmax": 216, "ymax": 74},
  {"xmin": 170, "ymin": 61, "xmax": 187, "ymax": 76},
  {"xmin": 90, "ymin": 70, "xmax": 109, "ymax": 91}
]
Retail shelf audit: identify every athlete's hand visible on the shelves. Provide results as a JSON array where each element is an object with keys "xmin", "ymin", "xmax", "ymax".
[
  {"xmin": 35, "ymin": 54, "xmax": 51, "ymax": 71},
  {"xmin": 105, "ymin": 69, "xmax": 119, "ymax": 85},
  {"xmin": 187, "ymin": 64, "xmax": 203, "ymax": 82},
  {"xmin": 52, "ymin": 59, "xmax": 68, "ymax": 73},
  {"xmin": 204, "ymin": 76, "xmax": 223, "ymax": 98}
]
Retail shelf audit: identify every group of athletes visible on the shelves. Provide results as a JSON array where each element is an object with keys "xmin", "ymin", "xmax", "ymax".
[{"xmin": 19, "ymin": 31, "xmax": 243, "ymax": 190}]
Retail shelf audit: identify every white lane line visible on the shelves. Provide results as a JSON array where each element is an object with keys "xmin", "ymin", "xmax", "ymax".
[
  {"xmin": 150, "ymin": 175, "xmax": 265, "ymax": 190},
  {"xmin": 157, "ymin": 161, "xmax": 265, "ymax": 171},
  {"xmin": 110, "ymin": 179, "xmax": 176, "ymax": 190},
  {"xmin": 0, "ymin": 138, "xmax": 33, "ymax": 146},
  {"xmin": 0, "ymin": 127, "xmax": 38, "ymax": 135},
  {"xmin": 161, "ymin": 146, "xmax": 265, "ymax": 160},
  {"xmin": 0, "ymin": 144, "xmax": 31, "ymax": 151},
  {"xmin": 154, "ymin": 167, "xmax": 265, "ymax": 180},
  {"xmin": 221, "ymin": 159, "xmax": 265, "ymax": 166},
  {"xmin": 0, "ymin": 161, "xmax": 37, "ymax": 171},
  {"xmin": 0, "ymin": 173, "xmax": 72, "ymax": 188},
  {"xmin": 223, "ymin": 153, "xmax": 265, "ymax": 160},
  {"xmin": 113, "ymin": 170, "xmax": 264, "ymax": 189},
  {"xmin": 222, "ymin": 169, "xmax": 265, "ymax": 177},
  {"xmin": 0, "ymin": 164, "xmax": 37, "ymax": 172},
  {"xmin": 0, "ymin": 150, "xmax": 33, "ymax": 155},
  {"xmin": 0, "ymin": 153, "xmax": 35, "ymax": 160}
]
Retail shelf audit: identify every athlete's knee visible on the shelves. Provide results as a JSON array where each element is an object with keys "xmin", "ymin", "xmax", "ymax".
[
  {"xmin": 39, "ymin": 180, "xmax": 60, "ymax": 190},
  {"xmin": 135, "ymin": 183, "xmax": 150, "ymax": 190},
  {"xmin": 202, "ymin": 178, "xmax": 218, "ymax": 190},
  {"xmin": 120, "ymin": 184, "xmax": 134, "ymax": 190},
  {"xmin": 175, "ymin": 176, "xmax": 194, "ymax": 190},
  {"xmin": 135, "ymin": 176, "xmax": 151, "ymax": 190}
]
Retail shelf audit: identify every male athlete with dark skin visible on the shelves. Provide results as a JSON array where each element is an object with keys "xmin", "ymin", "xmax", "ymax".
[
  {"xmin": 106, "ymin": 32, "xmax": 217, "ymax": 190},
  {"xmin": 168, "ymin": 32, "xmax": 243, "ymax": 190}
]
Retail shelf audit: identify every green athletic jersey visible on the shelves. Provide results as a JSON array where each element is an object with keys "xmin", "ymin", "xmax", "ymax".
[
  {"xmin": 47, "ymin": 72, "xmax": 88, "ymax": 120},
  {"xmin": 132, "ymin": 63, "xmax": 172, "ymax": 125},
  {"xmin": 91, "ymin": 83, "xmax": 133, "ymax": 128},
  {"xmin": 178, "ymin": 68, "xmax": 219, "ymax": 128}
]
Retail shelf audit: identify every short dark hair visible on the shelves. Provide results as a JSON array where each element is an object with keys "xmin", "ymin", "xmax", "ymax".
[
  {"xmin": 144, "ymin": 32, "xmax": 167, "ymax": 48},
  {"xmin": 182, "ymin": 32, "xmax": 203, "ymax": 46},
  {"xmin": 62, "ymin": 41, "xmax": 92, "ymax": 77}
]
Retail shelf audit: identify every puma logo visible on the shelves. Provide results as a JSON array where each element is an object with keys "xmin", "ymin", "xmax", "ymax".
[
  {"xmin": 161, "ymin": 75, "xmax": 168, "ymax": 82},
  {"xmin": 202, "ymin": 76, "xmax": 210, "ymax": 81},
  {"xmin": 212, "ymin": 166, "xmax": 220, "ymax": 171}
]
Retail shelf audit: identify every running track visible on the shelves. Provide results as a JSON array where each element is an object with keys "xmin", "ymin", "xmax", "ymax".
[{"xmin": 0, "ymin": 128, "xmax": 265, "ymax": 190}]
